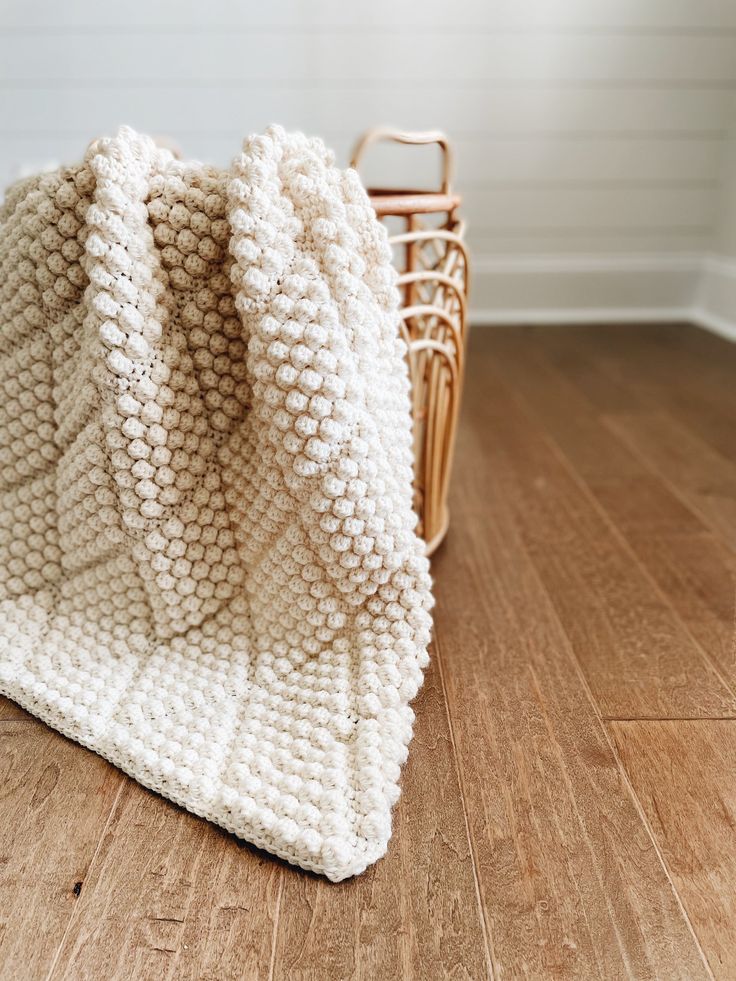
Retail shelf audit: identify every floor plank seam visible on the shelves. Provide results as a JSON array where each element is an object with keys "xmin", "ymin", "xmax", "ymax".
[
  {"xmin": 43, "ymin": 777, "xmax": 126, "ymax": 981},
  {"xmin": 540, "ymin": 580, "xmax": 717, "ymax": 978},
  {"xmin": 575, "ymin": 649, "xmax": 716, "ymax": 977},
  {"xmin": 432, "ymin": 629, "xmax": 497, "ymax": 981},
  {"xmin": 604, "ymin": 717, "xmax": 736, "ymax": 723}
]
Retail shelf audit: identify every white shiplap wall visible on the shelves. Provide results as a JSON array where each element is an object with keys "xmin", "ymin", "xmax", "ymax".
[{"xmin": 2, "ymin": 0, "xmax": 736, "ymax": 326}]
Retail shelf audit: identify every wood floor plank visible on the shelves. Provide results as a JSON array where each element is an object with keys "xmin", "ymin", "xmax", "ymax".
[
  {"xmin": 0, "ymin": 723, "xmax": 122, "ymax": 981},
  {"xmin": 605, "ymin": 411, "xmax": 736, "ymax": 552},
  {"xmin": 670, "ymin": 328, "xmax": 736, "ymax": 458},
  {"xmin": 478, "ymin": 331, "xmax": 736, "ymax": 701},
  {"xmin": 271, "ymin": 654, "xmax": 490, "ymax": 981},
  {"xmin": 0, "ymin": 695, "xmax": 31, "ymax": 721},
  {"xmin": 48, "ymin": 781, "xmax": 282, "ymax": 980},
  {"xmin": 532, "ymin": 324, "xmax": 687, "ymax": 413},
  {"xmin": 462, "ymin": 336, "xmax": 736, "ymax": 719},
  {"xmin": 431, "ymin": 413, "xmax": 710, "ymax": 979},
  {"xmin": 610, "ymin": 721, "xmax": 736, "ymax": 979},
  {"xmin": 625, "ymin": 324, "xmax": 736, "ymax": 429},
  {"xmin": 483, "ymin": 331, "xmax": 708, "ymax": 539},
  {"xmin": 544, "ymin": 324, "xmax": 736, "ymax": 467},
  {"xmin": 530, "ymin": 324, "xmax": 655, "ymax": 415},
  {"xmin": 624, "ymin": 533, "xmax": 736, "ymax": 697}
]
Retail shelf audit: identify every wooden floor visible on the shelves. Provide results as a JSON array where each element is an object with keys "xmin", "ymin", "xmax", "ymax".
[{"xmin": 2, "ymin": 323, "xmax": 736, "ymax": 980}]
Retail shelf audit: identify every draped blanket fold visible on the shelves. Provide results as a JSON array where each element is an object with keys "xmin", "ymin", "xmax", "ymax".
[{"xmin": 0, "ymin": 126, "xmax": 433, "ymax": 881}]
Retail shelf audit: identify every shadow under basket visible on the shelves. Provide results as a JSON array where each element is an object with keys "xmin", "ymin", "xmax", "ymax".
[{"xmin": 351, "ymin": 129, "xmax": 470, "ymax": 556}]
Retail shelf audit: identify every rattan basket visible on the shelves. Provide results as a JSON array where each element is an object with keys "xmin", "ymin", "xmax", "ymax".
[{"xmin": 351, "ymin": 129, "xmax": 469, "ymax": 556}]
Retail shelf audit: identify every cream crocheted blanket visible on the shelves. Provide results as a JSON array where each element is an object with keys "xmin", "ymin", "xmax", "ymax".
[{"xmin": 0, "ymin": 127, "xmax": 433, "ymax": 881}]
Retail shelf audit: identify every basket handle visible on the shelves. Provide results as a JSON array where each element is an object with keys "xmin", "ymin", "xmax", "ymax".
[{"xmin": 350, "ymin": 128, "xmax": 454, "ymax": 195}]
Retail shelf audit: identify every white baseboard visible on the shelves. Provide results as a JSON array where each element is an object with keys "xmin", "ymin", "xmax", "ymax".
[
  {"xmin": 692, "ymin": 255, "xmax": 736, "ymax": 341},
  {"xmin": 472, "ymin": 254, "xmax": 701, "ymax": 276},
  {"xmin": 469, "ymin": 306, "xmax": 688, "ymax": 326},
  {"xmin": 691, "ymin": 306, "xmax": 736, "ymax": 342},
  {"xmin": 469, "ymin": 252, "xmax": 736, "ymax": 341}
]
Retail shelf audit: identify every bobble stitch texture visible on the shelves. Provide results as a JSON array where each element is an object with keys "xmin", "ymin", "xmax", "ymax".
[{"xmin": 0, "ymin": 126, "xmax": 433, "ymax": 882}]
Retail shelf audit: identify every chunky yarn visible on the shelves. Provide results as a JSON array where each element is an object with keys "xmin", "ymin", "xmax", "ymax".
[{"xmin": 0, "ymin": 126, "xmax": 433, "ymax": 881}]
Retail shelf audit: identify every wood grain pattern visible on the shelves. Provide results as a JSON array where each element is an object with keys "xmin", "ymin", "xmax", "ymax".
[
  {"xmin": 543, "ymin": 323, "xmax": 736, "ymax": 478},
  {"xmin": 605, "ymin": 411, "xmax": 736, "ymax": 552},
  {"xmin": 0, "ymin": 696, "xmax": 31, "ymax": 721},
  {"xmin": 431, "ymin": 397, "xmax": 710, "ymax": 979},
  {"xmin": 0, "ymin": 723, "xmax": 122, "ymax": 981},
  {"xmin": 49, "ymin": 782, "xmax": 283, "ymax": 981},
  {"xmin": 624, "ymin": 532, "xmax": 736, "ymax": 697},
  {"xmin": 460, "ymin": 334, "xmax": 736, "ymax": 720},
  {"xmin": 610, "ymin": 721, "xmax": 736, "ymax": 979},
  {"xmin": 498, "ymin": 326, "xmax": 736, "ymax": 698},
  {"xmin": 482, "ymin": 330, "xmax": 706, "ymax": 538},
  {"xmin": 483, "ymin": 328, "xmax": 736, "ymax": 704},
  {"xmin": 3, "ymin": 322, "xmax": 736, "ymax": 979}
]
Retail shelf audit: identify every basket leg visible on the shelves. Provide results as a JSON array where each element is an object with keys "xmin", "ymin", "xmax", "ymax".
[{"xmin": 405, "ymin": 214, "xmax": 417, "ymax": 309}]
